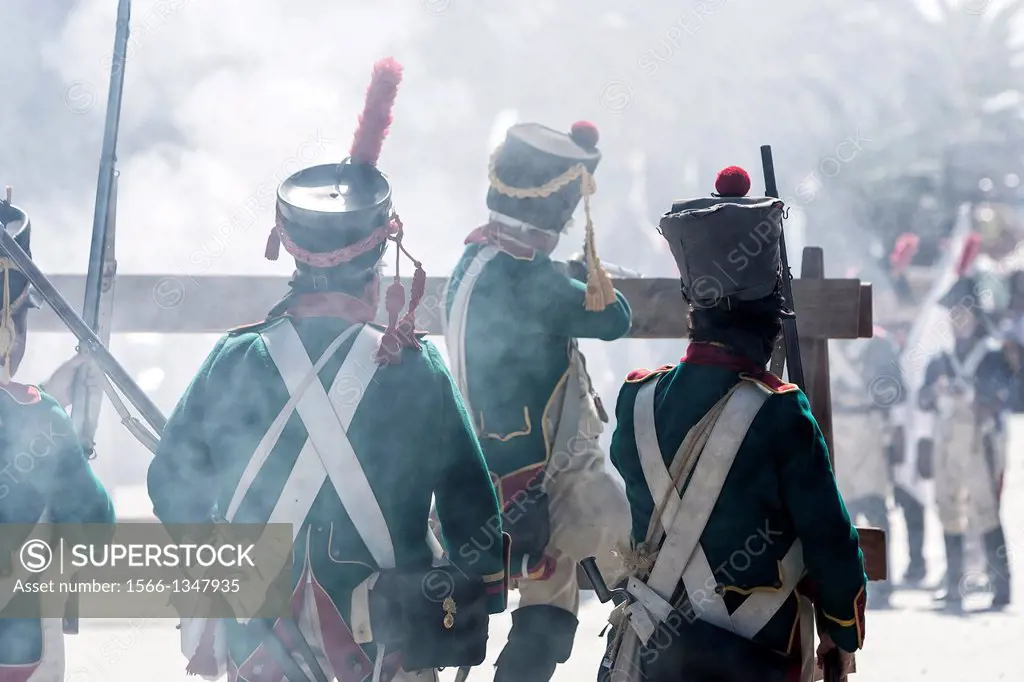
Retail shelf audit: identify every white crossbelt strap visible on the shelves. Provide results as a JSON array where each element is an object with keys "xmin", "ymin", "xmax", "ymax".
[
  {"xmin": 633, "ymin": 379, "xmax": 800, "ymax": 640},
  {"xmin": 949, "ymin": 338, "xmax": 995, "ymax": 387},
  {"xmin": 633, "ymin": 382, "xmax": 680, "ymax": 532},
  {"xmin": 640, "ymin": 380, "xmax": 771, "ymax": 599},
  {"xmin": 225, "ymin": 323, "xmax": 364, "ymax": 532},
  {"xmin": 441, "ymin": 245, "xmax": 499, "ymax": 417},
  {"xmin": 261, "ymin": 322, "xmax": 396, "ymax": 568}
]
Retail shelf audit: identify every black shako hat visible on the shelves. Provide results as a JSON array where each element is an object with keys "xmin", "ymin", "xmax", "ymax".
[
  {"xmin": 487, "ymin": 121, "xmax": 601, "ymax": 232},
  {"xmin": 1, "ymin": 187, "xmax": 34, "ymax": 380},
  {"xmin": 269, "ymin": 57, "xmax": 403, "ymax": 274},
  {"xmin": 659, "ymin": 166, "xmax": 792, "ymax": 315},
  {"xmin": 266, "ymin": 58, "xmax": 427, "ymax": 366},
  {"xmin": 486, "ymin": 120, "xmax": 615, "ymax": 310}
]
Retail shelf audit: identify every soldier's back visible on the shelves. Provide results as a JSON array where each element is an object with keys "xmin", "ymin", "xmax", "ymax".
[
  {"xmin": 612, "ymin": 356, "xmax": 810, "ymax": 656},
  {"xmin": 0, "ymin": 382, "xmax": 114, "ymax": 525},
  {"xmin": 612, "ymin": 346, "xmax": 866, "ymax": 659},
  {"xmin": 448, "ymin": 245, "xmax": 579, "ymax": 474},
  {"xmin": 152, "ymin": 316, "xmax": 464, "ymax": 574}
]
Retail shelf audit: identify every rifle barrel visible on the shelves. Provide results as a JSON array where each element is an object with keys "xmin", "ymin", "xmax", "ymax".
[
  {"xmin": 81, "ymin": 0, "xmax": 130, "ymax": 330},
  {"xmin": 760, "ymin": 145, "xmax": 806, "ymax": 388}
]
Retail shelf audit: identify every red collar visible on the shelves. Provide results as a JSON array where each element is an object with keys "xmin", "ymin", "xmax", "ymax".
[
  {"xmin": 681, "ymin": 342, "xmax": 765, "ymax": 374},
  {"xmin": 465, "ymin": 222, "xmax": 550, "ymax": 260},
  {"xmin": 283, "ymin": 293, "xmax": 376, "ymax": 322}
]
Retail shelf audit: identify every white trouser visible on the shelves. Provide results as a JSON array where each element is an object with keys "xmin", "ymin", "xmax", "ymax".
[
  {"xmin": 517, "ymin": 424, "xmax": 631, "ymax": 615},
  {"xmin": 832, "ymin": 411, "xmax": 890, "ymax": 502},
  {"xmin": 934, "ymin": 406, "xmax": 1001, "ymax": 535}
]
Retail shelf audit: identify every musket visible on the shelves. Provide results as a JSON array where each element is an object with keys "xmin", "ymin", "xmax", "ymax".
[
  {"xmin": 761, "ymin": 146, "xmax": 805, "ymax": 387},
  {"xmin": 762, "ymin": 147, "xmax": 848, "ymax": 681},
  {"xmin": 567, "ymin": 252, "xmax": 644, "ymax": 279},
  {"xmin": 69, "ymin": 0, "xmax": 131, "ymax": 457}
]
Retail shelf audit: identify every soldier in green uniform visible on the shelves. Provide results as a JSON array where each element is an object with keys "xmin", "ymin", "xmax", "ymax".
[
  {"xmin": 147, "ymin": 59, "xmax": 507, "ymax": 682},
  {"xmin": 0, "ymin": 195, "xmax": 115, "ymax": 682},
  {"xmin": 601, "ymin": 167, "xmax": 866, "ymax": 682},
  {"xmin": 442, "ymin": 121, "xmax": 632, "ymax": 682}
]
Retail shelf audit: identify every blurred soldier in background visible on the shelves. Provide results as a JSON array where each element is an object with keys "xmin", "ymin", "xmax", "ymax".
[
  {"xmin": 443, "ymin": 120, "xmax": 632, "ymax": 682},
  {"xmin": 918, "ymin": 268, "xmax": 1015, "ymax": 612},
  {"xmin": 830, "ymin": 328, "xmax": 906, "ymax": 609}
]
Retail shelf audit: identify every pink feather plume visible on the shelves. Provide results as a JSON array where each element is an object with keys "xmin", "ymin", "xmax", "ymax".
[
  {"xmin": 955, "ymin": 233, "xmax": 982, "ymax": 276},
  {"xmin": 349, "ymin": 57, "xmax": 404, "ymax": 166},
  {"xmin": 888, "ymin": 233, "xmax": 920, "ymax": 273}
]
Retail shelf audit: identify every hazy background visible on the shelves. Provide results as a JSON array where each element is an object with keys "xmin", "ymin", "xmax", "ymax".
[{"xmin": 3, "ymin": 0, "xmax": 1024, "ymax": 488}]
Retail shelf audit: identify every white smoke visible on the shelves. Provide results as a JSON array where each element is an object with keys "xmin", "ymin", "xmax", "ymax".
[
  {"xmin": 6, "ymin": 0, "xmax": 482, "ymax": 484},
  {"xmin": 34, "ymin": 0, "xmax": 471, "ymax": 279}
]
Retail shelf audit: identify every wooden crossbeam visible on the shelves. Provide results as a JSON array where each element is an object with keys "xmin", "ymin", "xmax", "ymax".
[
  {"xmin": 33, "ymin": 274, "xmax": 873, "ymax": 338},
  {"xmin": 36, "ymin": 262, "xmax": 885, "ymax": 582}
]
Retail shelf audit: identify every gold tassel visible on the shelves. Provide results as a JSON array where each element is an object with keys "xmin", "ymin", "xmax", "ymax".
[{"xmin": 580, "ymin": 172, "xmax": 615, "ymax": 311}]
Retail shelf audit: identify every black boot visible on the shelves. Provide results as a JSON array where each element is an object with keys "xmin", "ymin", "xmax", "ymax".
[
  {"xmin": 983, "ymin": 527, "xmax": 1012, "ymax": 610},
  {"xmin": 895, "ymin": 487, "xmax": 927, "ymax": 585},
  {"xmin": 494, "ymin": 606, "xmax": 578, "ymax": 682},
  {"xmin": 935, "ymin": 533, "xmax": 965, "ymax": 612}
]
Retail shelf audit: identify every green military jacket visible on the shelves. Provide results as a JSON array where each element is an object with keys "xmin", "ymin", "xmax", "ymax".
[
  {"xmin": 444, "ymin": 241, "xmax": 631, "ymax": 515},
  {"xmin": 0, "ymin": 382, "xmax": 115, "ymax": 667},
  {"xmin": 148, "ymin": 306, "xmax": 507, "ymax": 678},
  {"xmin": 610, "ymin": 342, "xmax": 867, "ymax": 656}
]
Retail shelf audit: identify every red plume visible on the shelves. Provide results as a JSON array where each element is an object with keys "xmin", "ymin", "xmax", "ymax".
[
  {"xmin": 350, "ymin": 57, "xmax": 404, "ymax": 166},
  {"xmin": 889, "ymin": 233, "xmax": 920, "ymax": 274},
  {"xmin": 955, "ymin": 233, "xmax": 982, "ymax": 276}
]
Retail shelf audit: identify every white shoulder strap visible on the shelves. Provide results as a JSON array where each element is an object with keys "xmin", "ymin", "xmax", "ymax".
[
  {"xmin": 962, "ymin": 338, "xmax": 993, "ymax": 378},
  {"xmin": 635, "ymin": 379, "xmax": 807, "ymax": 641},
  {"xmin": 634, "ymin": 380, "xmax": 680, "ymax": 531},
  {"xmin": 261, "ymin": 322, "xmax": 397, "ymax": 569},
  {"xmin": 645, "ymin": 381, "xmax": 771, "ymax": 599},
  {"xmin": 442, "ymin": 246, "xmax": 499, "ymax": 412},
  {"xmin": 225, "ymin": 322, "xmax": 363, "ymax": 523}
]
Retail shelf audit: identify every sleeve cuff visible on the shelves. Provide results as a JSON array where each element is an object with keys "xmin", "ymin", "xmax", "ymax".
[
  {"xmin": 822, "ymin": 585, "xmax": 866, "ymax": 652},
  {"xmin": 485, "ymin": 577, "xmax": 508, "ymax": 614}
]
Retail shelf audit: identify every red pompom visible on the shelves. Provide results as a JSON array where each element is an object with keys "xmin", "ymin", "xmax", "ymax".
[
  {"xmin": 570, "ymin": 121, "xmax": 599, "ymax": 150},
  {"xmin": 714, "ymin": 166, "xmax": 750, "ymax": 197}
]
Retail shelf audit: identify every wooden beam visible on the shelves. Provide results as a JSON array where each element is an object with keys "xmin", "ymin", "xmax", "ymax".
[
  {"xmin": 859, "ymin": 283, "xmax": 874, "ymax": 338},
  {"xmin": 34, "ymin": 274, "xmax": 872, "ymax": 339}
]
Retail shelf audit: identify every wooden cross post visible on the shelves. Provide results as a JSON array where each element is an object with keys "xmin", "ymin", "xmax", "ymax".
[
  {"xmin": 793, "ymin": 247, "xmax": 887, "ymax": 583},
  {"xmin": 40, "ymin": 257, "xmax": 886, "ymax": 582}
]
